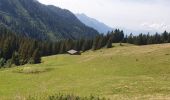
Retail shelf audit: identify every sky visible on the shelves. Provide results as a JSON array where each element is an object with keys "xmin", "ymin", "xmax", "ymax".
[{"xmin": 38, "ymin": 0, "xmax": 170, "ymax": 33}]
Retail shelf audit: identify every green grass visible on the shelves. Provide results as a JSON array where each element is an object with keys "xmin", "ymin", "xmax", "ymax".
[{"xmin": 0, "ymin": 43, "xmax": 170, "ymax": 100}]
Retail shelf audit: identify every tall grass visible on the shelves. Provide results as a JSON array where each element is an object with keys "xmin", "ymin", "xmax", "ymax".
[{"xmin": 27, "ymin": 94, "xmax": 109, "ymax": 100}]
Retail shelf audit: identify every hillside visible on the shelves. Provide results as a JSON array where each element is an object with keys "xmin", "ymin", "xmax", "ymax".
[
  {"xmin": 76, "ymin": 14, "xmax": 113, "ymax": 34},
  {"xmin": 0, "ymin": 43, "xmax": 170, "ymax": 99},
  {"xmin": 0, "ymin": 0, "xmax": 98, "ymax": 41}
]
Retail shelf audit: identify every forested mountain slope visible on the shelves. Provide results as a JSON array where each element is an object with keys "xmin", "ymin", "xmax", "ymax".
[{"xmin": 0, "ymin": 0, "xmax": 98, "ymax": 41}]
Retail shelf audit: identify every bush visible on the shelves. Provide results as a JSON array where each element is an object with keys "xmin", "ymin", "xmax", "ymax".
[
  {"xmin": 28, "ymin": 58, "xmax": 35, "ymax": 64},
  {"xmin": 5, "ymin": 59, "xmax": 12, "ymax": 68},
  {"xmin": 13, "ymin": 67, "xmax": 52, "ymax": 74},
  {"xmin": 0, "ymin": 58, "xmax": 6, "ymax": 68},
  {"xmin": 27, "ymin": 94, "xmax": 109, "ymax": 100}
]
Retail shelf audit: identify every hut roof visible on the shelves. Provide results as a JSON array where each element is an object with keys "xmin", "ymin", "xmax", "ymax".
[{"xmin": 67, "ymin": 49, "xmax": 78, "ymax": 54}]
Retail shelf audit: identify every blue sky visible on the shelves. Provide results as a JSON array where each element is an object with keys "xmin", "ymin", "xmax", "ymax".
[{"xmin": 38, "ymin": 0, "xmax": 170, "ymax": 33}]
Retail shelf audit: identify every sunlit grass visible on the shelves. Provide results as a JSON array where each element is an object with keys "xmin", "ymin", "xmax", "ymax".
[{"xmin": 0, "ymin": 43, "xmax": 170, "ymax": 100}]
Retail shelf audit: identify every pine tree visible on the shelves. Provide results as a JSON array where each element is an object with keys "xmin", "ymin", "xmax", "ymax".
[
  {"xmin": 82, "ymin": 40, "xmax": 89, "ymax": 52},
  {"xmin": 32, "ymin": 48, "xmax": 41, "ymax": 64},
  {"xmin": 106, "ymin": 39, "xmax": 112, "ymax": 48},
  {"xmin": 162, "ymin": 31, "xmax": 168, "ymax": 42},
  {"xmin": 3, "ymin": 39, "xmax": 11, "ymax": 60},
  {"xmin": 92, "ymin": 36, "xmax": 100, "ymax": 50},
  {"xmin": 11, "ymin": 52, "xmax": 20, "ymax": 66},
  {"xmin": 168, "ymin": 33, "xmax": 170, "ymax": 43},
  {"xmin": 59, "ymin": 42, "xmax": 66, "ymax": 54},
  {"xmin": 127, "ymin": 33, "xmax": 133, "ymax": 44}
]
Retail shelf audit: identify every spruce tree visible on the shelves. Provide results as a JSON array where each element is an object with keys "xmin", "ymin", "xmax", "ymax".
[
  {"xmin": 106, "ymin": 39, "xmax": 112, "ymax": 48},
  {"xmin": 32, "ymin": 48, "xmax": 41, "ymax": 64},
  {"xmin": 11, "ymin": 52, "xmax": 20, "ymax": 66},
  {"xmin": 162, "ymin": 31, "xmax": 168, "ymax": 42}
]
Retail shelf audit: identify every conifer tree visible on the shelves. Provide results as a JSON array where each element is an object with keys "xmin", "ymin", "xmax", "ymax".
[
  {"xmin": 11, "ymin": 52, "xmax": 20, "ymax": 66},
  {"xmin": 32, "ymin": 48, "xmax": 41, "ymax": 64},
  {"xmin": 106, "ymin": 39, "xmax": 112, "ymax": 48},
  {"xmin": 162, "ymin": 31, "xmax": 168, "ymax": 42}
]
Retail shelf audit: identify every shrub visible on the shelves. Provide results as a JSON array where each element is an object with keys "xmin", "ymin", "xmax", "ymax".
[
  {"xmin": 27, "ymin": 94, "xmax": 109, "ymax": 100},
  {"xmin": 13, "ymin": 67, "xmax": 52, "ymax": 74},
  {"xmin": 0, "ymin": 58, "xmax": 6, "ymax": 68}
]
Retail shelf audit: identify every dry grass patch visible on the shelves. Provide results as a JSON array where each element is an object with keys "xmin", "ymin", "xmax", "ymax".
[{"xmin": 12, "ymin": 67, "xmax": 53, "ymax": 74}]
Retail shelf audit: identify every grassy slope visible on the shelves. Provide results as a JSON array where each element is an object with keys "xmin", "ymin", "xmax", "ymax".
[{"xmin": 0, "ymin": 43, "xmax": 170, "ymax": 100}]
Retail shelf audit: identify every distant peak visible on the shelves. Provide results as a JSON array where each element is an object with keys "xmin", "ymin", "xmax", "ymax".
[{"xmin": 76, "ymin": 13, "xmax": 113, "ymax": 34}]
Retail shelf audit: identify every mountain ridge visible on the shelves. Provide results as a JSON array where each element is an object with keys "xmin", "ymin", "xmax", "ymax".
[
  {"xmin": 0, "ymin": 0, "xmax": 98, "ymax": 41},
  {"xmin": 76, "ymin": 13, "xmax": 113, "ymax": 34}
]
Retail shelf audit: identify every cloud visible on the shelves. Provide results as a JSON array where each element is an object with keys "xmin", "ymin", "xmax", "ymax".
[
  {"xmin": 141, "ymin": 22, "xmax": 170, "ymax": 32},
  {"xmin": 119, "ymin": 0, "xmax": 170, "ymax": 4},
  {"xmin": 38, "ymin": 0, "xmax": 170, "ymax": 33}
]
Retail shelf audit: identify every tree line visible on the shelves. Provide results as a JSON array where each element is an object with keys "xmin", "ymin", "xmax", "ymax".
[
  {"xmin": 0, "ymin": 28, "xmax": 124, "ymax": 68},
  {"xmin": 125, "ymin": 31, "xmax": 170, "ymax": 45},
  {"xmin": 0, "ymin": 26, "xmax": 170, "ymax": 68}
]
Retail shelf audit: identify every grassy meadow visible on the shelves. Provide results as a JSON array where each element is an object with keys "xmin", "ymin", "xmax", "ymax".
[{"xmin": 0, "ymin": 43, "xmax": 170, "ymax": 100}]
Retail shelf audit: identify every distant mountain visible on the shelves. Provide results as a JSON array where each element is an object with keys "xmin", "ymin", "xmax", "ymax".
[
  {"xmin": 76, "ymin": 13, "xmax": 113, "ymax": 34},
  {"xmin": 0, "ymin": 0, "xmax": 98, "ymax": 41}
]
